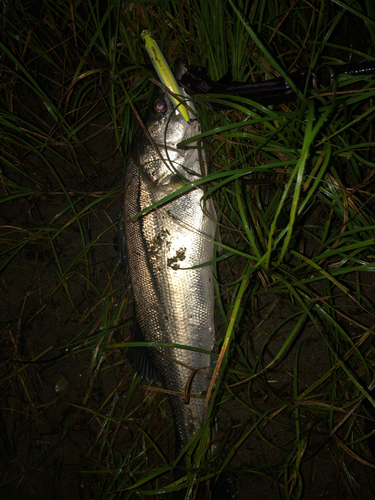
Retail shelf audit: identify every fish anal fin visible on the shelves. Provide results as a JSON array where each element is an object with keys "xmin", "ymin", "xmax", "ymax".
[{"xmin": 128, "ymin": 317, "xmax": 162, "ymax": 385}]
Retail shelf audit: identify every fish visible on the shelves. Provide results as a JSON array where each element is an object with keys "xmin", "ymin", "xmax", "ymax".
[{"xmin": 119, "ymin": 63, "xmax": 227, "ymax": 497}]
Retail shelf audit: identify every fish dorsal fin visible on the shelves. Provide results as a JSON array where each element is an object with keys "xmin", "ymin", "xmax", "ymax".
[
  {"xmin": 118, "ymin": 209, "xmax": 161, "ymax": 384},
  {"xmin": 118, "ymin": 209, "xmax": 131, "ymax": 293}
]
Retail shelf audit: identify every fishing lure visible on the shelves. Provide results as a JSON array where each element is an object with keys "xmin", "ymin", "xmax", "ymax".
[{"xmin": 141, "ymin": 30, "xmax": 190, "ymax": 122}]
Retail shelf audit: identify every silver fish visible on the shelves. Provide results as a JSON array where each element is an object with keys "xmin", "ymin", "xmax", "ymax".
[{"xmin": 120, "ymin": 76, "xmax": 217, "ymax": 452}]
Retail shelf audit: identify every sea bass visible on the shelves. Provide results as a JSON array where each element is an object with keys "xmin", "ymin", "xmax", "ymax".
[{"xmin": 120, "ymin": 77, "xmax": 217, "ymax": 453}]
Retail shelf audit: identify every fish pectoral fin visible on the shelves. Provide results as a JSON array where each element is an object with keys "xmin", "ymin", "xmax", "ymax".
[{"xmin": 128, "ymin": 317, "xmax": 162, "ymax": 384}]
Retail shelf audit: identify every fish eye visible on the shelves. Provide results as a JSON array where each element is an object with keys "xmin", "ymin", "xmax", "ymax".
[{"xmin": 153, "ymin": 98, "xmax": 167, "ymax": 114}]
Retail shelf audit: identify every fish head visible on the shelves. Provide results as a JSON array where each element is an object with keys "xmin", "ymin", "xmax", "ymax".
[
  {"xmin": 135, "ymin": 87, "xmax": 202, "ymax": 187},
  {"xmin": 145, "ymin": 87, "xmax": 191, "ymax": 147}
]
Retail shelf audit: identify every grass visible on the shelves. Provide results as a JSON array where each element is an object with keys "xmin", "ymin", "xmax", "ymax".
[{"xmin": 1, "ymin": 0, "xmax": 375, "ymax": 499}]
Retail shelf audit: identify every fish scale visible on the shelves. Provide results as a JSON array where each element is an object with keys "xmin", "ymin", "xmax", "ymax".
[{"xmin": 121, "ymin": 86, "xmax": 217, "ymax": 451}]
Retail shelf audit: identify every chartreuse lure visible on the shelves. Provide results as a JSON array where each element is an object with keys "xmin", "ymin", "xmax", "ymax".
[{"xmin": 141, "ymin": 30, "xmax": 190, "ymax": 122}]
